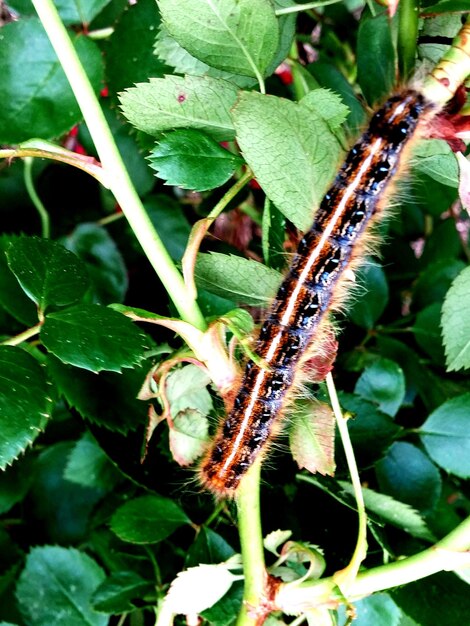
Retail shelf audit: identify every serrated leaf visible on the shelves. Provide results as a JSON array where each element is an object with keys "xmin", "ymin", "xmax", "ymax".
[
  {"xmin": 169, "ymin": 409, "xmax": 210, "ymax": 466},
  {"xmin": 63, "ymin": 223, "xmax": 128, "ymax": 305},
  {"xmin": 0, "ymin": 236, "xmax": 37, "ymax": 326},
  {"xmin": 111, "ymin": 494, "xmax": 190, "ymax": 544},
  {"xmin": 0, "ymin": 455, "xmax": 33, "ymax": 515},
  {"xmin": 8, "ymin": 0, "xmax": 113, "ymax": 25},
  {"xmin": 441, "ymin": 266, "xmax": 470, "ymax": 371},
  {"xmin": 0, "ymin": 346, "xmax": 52, "ymax": 469},
  {"xmin": 413, "ymin": 258, "xmax": 465, "ymax": 311},
  {"xmin": 299, "ymin": 88, "xmax": 349, "ymax": 131},
  {"xmin": 0, "ymin": 18, "xmax": 103, "ymax": 143},
  {"xmin": 357, "ymin": 10, "xmax": 395, "ymax": 105},
  {"xmin": 166, "ymin": 364, "xmax": 213, "ymax": 416},
  {"xmin": 195, "ymin": 252, "xmax": 282, "ymax": 305},
  {"xmin": 376, "ymin": 442, "xmax": 442, "ymax": 514},
  {"xmin": 64, "ymin": 432, "xmax": 120, "ymax": 490},
  {"xmin": 264, "ymin": 530, "xmax": 292, "ymax": 556},
  {"xmin": 355, "ymin": 358, "xmax": 406, "ymax": 417},
  {"xmin": 186, "ymin": 528, "xmax": 236, "ymax": 570},
  {"xmin": 339, "ymin": 481, "xmax": 434, "ymax": 541},
  {"xmin": 16, "ymin": 546, "xmax": 107, "ymax": 626},
  {"xmin": 6, "ymin": 237, "xmax": 89, "ymax": 313},
  {"xmin": 47, "ymin": 354, "xmax": 149, "ymax": 434},
  {"xmin": 158, "ymin": 0, "xmax": 279, "ymax": 78},
  {"xmin": 413, "ymin": 139, "xmax": 459, "ymax": 187},
  {"xmin": 232, "ymin": 91, "xmax": 340, "ymax": 231},
  {"xmin": 289, "ymin": 401, "xmax": 335, "ymax": 476},
  {"xmin": 149, "ymin": 129, "xmax": 243, "ymax": 191},
  {"xmin": 163, "ymin": 564, "xmax": 239, "ymax": 615},
  {"xmin": 41, "ymin": 304, "xmax": 148, "ymax": 373},
  {"xmin": 119, "ymin": 75, "xmax": 238, "ymax": 141},
  {"xmin": 154, "ymin": 25, "xmax": 257, "ymax": 89},
  {"xmin": 106, "ymin": 0, "xmax": 170, "ymax": 98},
  {"xmin": 91, "ymin": 571, "xmax": 154, "ymax": 613},
  {"xmin": 419, "ymin": 393, "xmax": 470, "ymax": 479}
]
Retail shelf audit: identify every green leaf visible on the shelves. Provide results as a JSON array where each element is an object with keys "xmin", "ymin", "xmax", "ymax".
[
  {"xmin": 186, "ymin": 527, "xmax": 236, "ymax": 568},
  {"xmin": 289, "ymin": 401, "xmax": 335, "ymax": 476},
  {"xmin": 46, "ymin": 354, "xmax": 149, "ymax": 433},
  {"xmin": 299, "ymin": 88, "xmax": 349, "ymax": 132},
  {"xmin": 412, "ymin": 259, "xmax": 466, "ymax": 313},
  {"xmin": 7, "ymin": 0, "xmax": 112, "ymax": 24},
  {"xmin": 41, "ymin": 304, "xmax": 148, "ymax": 373},
  {"xmin": 0, "ymin": 347, "xmax": 52, "ymax": 469},
  {"xmin": 0, "ymin": 18, "xmax": 103, "ymax": 142},
  {"xmin": 419, "ymin": 393, "xmax": 470, "ymax": 479},
  {"xmin": 232, "ymin": 91, "xmax": 340, "ymax": 231},
  {"xmin": 145, "ymin": 195, "xmax": 192, "ymax": 262},
  {"xmin": 29, "ymin": 442, "xmax": 105, "ymax": 543},
  {"xmin": 339, "ymin": 481, "xmax": 434, "ymax": 542},
  {"xmin": 195, "ymin": 253, "xmax": 282, "ymax": 305},
  {"xmin": 422, "ymin": 0, "xmax": 470, "ymax": 14},
  {"xmin": 149, "ymin": 129, "xmax": 243, "ymax": 191},
  {"xmin": 105, "ymin": 0, "xmax": 170, "ymax": 99},
  {"xmin": 355, "ymin": 358, "xmax": 406, "ymax": 417},
  {"xmin": 0, "ymin": 455, "xmax": 33, "ymax": 515},
  {"xmin": 64, "ymin": 432, "xmax": 121, "ymax": 491},
  {"xmin": 158, "ymin": 0, "xmax": 279, "ymax": 78},
  {"xmin": 169, "ymin": 409, "xmax": 210, "ymax": 466},
  {"xmin": 338, "ymin": 393, "xmax": 401, "ymax": 467},
  {"xmin": 63, "ymin": 223, "xmax": 128, "ymax": 305},
  {"xmin": 110, "ymin": 494, "xmax": 190, "ymax": 544},
  {"xmin": 414, "ymin": 139, "xmax": 459, "ymax": 187},
  {"xmin": 16, "ymin": 546, "xmax": 107, "ymax": 626},
  {"xmin": 154, "ymin": 25, "xmax": 258, "ymax": 89},
  {"xmin": 348, "ymin": 261, "xmax": 389, "ymax": 330},
  {"xmin": 413, "ymin": 303, "xmax": 445, "ymax": 365},
  {"xmin": 6, "ymin": 237, "xmax": 89, "ymax": 313},
  {"xmin": 376, "ymin": 442, "xmax": 442, "ymax": 514},
  {"xmin": 441, "ymin": 266, "xmax": 470, "ymax": 371},
  {"xmin": 166, "ymin": 364, "xmax": 213, "ymax": 417},
  {"xmin": 91, "ymin": 571, "xmax": 154, "ymax": 613},
  {"xmin": 337, "ymin": 593, "xmax": 401, "ymax": 626},
  {"xmin": 357, "ymin": 10, "xmax": 395, "ymax": 105},
  {"xmin": 392, "ymin": 573, "xmax": 470, "ymax": 626},
  {"xmin": 119, "ymin": 75, "xmax": 238, "ymax": 141},
  {"xmin": 0, "ymin": 236, "xmax": 37, "ymax": 326},
  {"xmin": 201, "ymin": 582, "xmax": 243, "ymax": 626}
]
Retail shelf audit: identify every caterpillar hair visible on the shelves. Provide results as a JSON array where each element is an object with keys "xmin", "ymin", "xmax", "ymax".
[{"xmin": 200, "ymin": 87, "xmax": 439, "ymax": 497}]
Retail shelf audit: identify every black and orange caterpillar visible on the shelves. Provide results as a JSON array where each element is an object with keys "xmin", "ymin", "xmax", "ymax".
[{"xmin": 200, "ymin": 89, "xmax": 437, "ymax": 496}]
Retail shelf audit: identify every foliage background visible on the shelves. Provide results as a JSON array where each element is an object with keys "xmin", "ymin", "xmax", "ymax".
[{"xmin": 0, "ymin": 0, "xmax": 469, "ymax": 625}]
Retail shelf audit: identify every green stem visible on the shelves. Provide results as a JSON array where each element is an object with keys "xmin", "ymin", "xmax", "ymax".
[
  {"xmin": 397, "ymin": 0, "xmax": 419, "ymax": 80},
  {"xmin": 275, "ymin": 0, "xmax": 343, "ymax": 16},
  {"xmin": 1, "ymin": 323, "xmax": 42, "ymax": 346},
  {"xmin": 31, "ymin": 0, "xmax": 206, "ymax": 331},
  {"xmin": 236, "ymin": 458, "xmax": 265, "ymax": 626},
  {"xmin": 23, "ymin": 157, "xmax": 50, "ymax": 238},
  {"xmin": 276, "ymin": 514, "xmax": 470, "ymax": 613},
  {"xmin": 326, "ymin": 373, "xmax": 367, "ymax": 589}
]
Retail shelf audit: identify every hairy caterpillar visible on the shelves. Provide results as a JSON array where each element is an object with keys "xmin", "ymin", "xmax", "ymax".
[{"xmin": 200, "ymin": 88, "xmax": 438, "ymax": 496}]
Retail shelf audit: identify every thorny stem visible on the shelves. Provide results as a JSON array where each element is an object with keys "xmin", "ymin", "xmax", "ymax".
[
  {"xmin": 235, "ymin": 458, "xmax": 266, "ymax": 626},
  {"xmin": 31, "ymin": 0, "xmax": 207, "ymax": 331},
  {"xmin": 23, "ymin": 158, "xmax": 50, "ymax": 238}
]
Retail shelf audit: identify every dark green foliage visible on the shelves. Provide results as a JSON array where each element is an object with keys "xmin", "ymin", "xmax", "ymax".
[{"xmin": 0, "ymin": 1, "xmax": 469, "ymax": 625}]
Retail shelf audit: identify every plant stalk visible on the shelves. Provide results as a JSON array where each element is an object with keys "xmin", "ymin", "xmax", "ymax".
[
  {"xmin": 236, "ymin": 458, "xmax": 266, "ymax": 626},
  {"xmin": 31, "ymin": 0, "xmax": 207, "ymax": 331},
  {"xmin": 397, "ymin": 0, "xmax": 418, "ymax": 80}
]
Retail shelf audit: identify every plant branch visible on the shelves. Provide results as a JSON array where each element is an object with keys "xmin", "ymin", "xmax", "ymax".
[
  {"xmin": 275, "ymin": 514, "xmax": 470, "ymax": 614},
  {"xmin": 31, "ymin": 0, "xmax": 207, "ymax": 331},
  {"xmin": 275, "ymin": 0, "xmax": 343, "ymax": 16},
  {"xmin": 23, "ymin": 157, "xmax": 50, "ymax": 238},
  {"xmin": 397, "ymin": 0, "xmax": 419, "ymax": 80},
  {"xmin": 1, "ymin": 323, "xmax": 42, "ymax": 346},
  {"xmin": 236, "ymin": 458, "xmax": 266, "ymax": 626},
  {"xmin": 326, "ymin": 373, "xmax": 367, "ymax": 592}
]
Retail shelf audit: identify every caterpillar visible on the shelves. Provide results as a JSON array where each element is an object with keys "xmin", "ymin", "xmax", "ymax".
[{"xmin": 200, "ymin": 87, "xmax": 438, "ymax": 497}]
